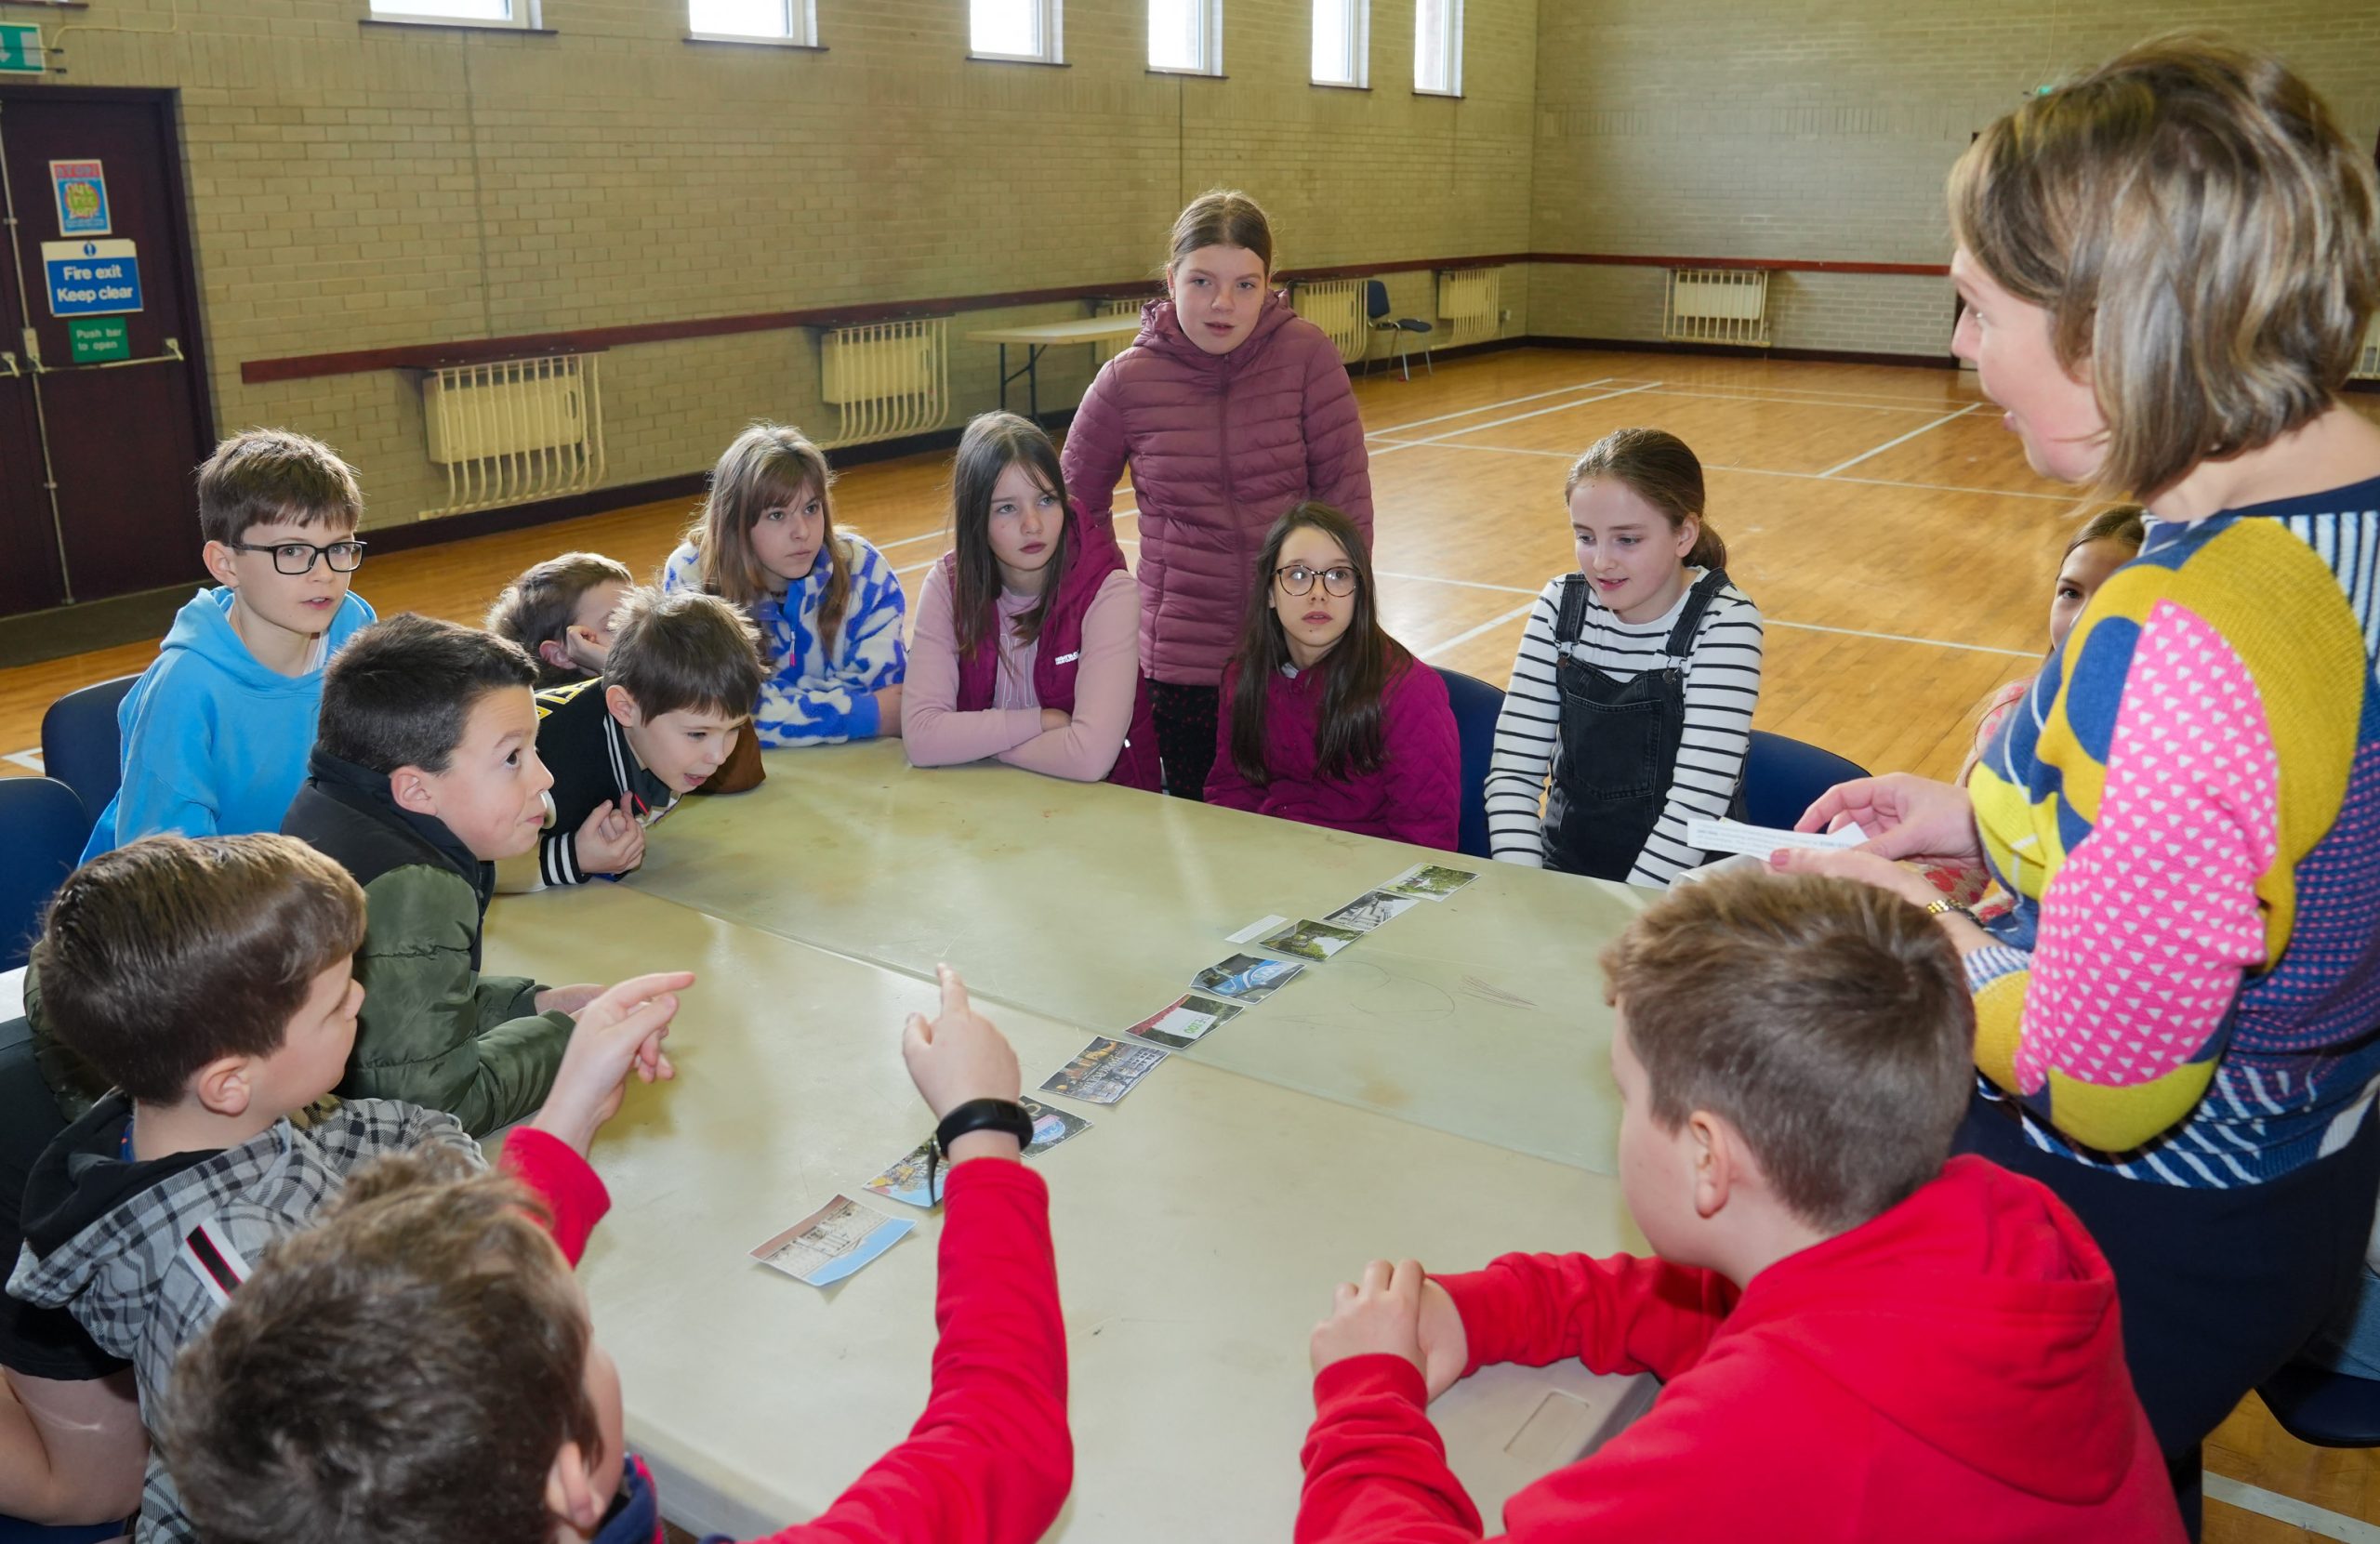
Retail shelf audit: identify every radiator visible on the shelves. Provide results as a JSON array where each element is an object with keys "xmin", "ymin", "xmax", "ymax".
[
  {"xmin": 1292, "ymin": 279, "xmax": 1368, "ymax": 365},
  {"xmin": 2357, "ymin": 313, "xmax": 2380, "ymax": 381},
  {"xmin": 1435, "ymin": 268, "xmax": 1501, "ymax": 347},
  {"xmin": 819, "ymin": 318, "xmax": 948, "ymax": 445},
  {"xmin": 1096, "ymin": 298, "xmax": 1142, "ymax": 366},
  {"xmin": 1664, "ymin": 269, "xmax": 1771, "ymax": 348},
  {"xmin": 419, "ymin": 354, "xmax": 605, "ymax": 520}
]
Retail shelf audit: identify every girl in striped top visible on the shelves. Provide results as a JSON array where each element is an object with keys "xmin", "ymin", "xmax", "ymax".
[{"xmin": 1482, "ymin": 428, "xmax": 1765, "ymax": 886}]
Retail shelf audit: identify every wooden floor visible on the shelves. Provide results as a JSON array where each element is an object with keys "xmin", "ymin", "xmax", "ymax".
[{"xmin": 6, "ymin": 348, "xmax": 2378, "ymax": 1539}]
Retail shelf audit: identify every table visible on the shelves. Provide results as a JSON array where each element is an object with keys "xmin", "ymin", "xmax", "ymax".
[
  {"xmin": 483, "ymin": 881, "xmax": 1653, "ymax": 1543},
  {"xmin": 620, "ymin": 742, "xmax": 1650, "ymax": 1174},
  {"xmin": 968, "ymin": 315, "xmax": 1144, "ymax": 421}
]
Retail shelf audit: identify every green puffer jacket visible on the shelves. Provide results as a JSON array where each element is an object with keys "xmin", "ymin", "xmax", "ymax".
[{"xmin": 279, "ymin": 749, "xmax": 573, "ymax": 1138}]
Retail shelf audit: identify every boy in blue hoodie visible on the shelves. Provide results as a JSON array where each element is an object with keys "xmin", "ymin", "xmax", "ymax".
[{"xmin": 78, "ymin": 429, "xmax": 377, "ymax": 864}]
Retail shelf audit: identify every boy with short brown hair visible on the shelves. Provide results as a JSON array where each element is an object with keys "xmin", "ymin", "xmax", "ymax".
[{"xmin": 1296, "ymin": 870, "xmax": 2183, "ymax": 1542}]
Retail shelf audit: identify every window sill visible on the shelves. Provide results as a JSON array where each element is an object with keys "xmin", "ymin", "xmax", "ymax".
[
  {"xmin": 1146, "ymin": 66, "xmax": 1225, "ymax": 78},
  {"xmin": 685, "ymin": 33, "xmax": 825, "ymax": 49},
  {"xmin": 362, "ymin": 17, "xmax": 554, "ymax": 35},
  {"xmin": 1412, "ymin": 86, "xmax": 1464, "ymax": 99},
  {"xmin": 968, "ymin": 52, "xmax": 1068, "ymax": 66},
  {"xmin": 1310, "ymin": 80, "xmax": 1368, "ymax": 90}
]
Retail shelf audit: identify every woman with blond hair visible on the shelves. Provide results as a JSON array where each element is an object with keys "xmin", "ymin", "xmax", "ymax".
[{"xmin": 1778, "ymin": 36, "xmax": 2380, "ymax": 1527}]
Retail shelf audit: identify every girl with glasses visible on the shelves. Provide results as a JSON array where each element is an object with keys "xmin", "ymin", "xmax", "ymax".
[
  {"xmin": 1482, "ymin": 428, "xmax": 1765, "ymax": 887},
  {"xmin": 1204, "ymin": 503, "xmax": 1458, "ymax": 849}
]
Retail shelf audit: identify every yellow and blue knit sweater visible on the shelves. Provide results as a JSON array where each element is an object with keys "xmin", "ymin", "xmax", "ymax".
[{"xmin": 1968, "ymin": 473, "xmax": 2380, "ymax": 1188}]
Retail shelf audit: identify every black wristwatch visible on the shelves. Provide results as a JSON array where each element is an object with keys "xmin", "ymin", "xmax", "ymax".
[{"xmin": 933, "ymin": 1098, "xmax": 1036, "ymax": 1157}]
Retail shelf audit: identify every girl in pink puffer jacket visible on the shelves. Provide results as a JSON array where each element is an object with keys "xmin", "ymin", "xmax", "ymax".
[{"xmin": 1061, "ymin": 190, "xmax": 1373, "ymax": 800}]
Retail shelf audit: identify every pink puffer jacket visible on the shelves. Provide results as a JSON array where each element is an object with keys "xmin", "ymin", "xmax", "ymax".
[{"xmin": 1062, "ymin": 292, "xmax": 1372, "ymax": 686}]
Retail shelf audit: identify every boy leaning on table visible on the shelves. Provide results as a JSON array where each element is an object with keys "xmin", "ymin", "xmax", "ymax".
[
  {"xmin": 161, "ymin": 965, "xmax": 1071, "ymax": 1544},
  {"xmin": 1296, "ymin": 869, "xmax": 2184, "ymax": 1542}
]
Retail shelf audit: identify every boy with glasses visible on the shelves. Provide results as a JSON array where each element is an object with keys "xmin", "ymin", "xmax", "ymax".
[{"xmin": 77, "ymin": 429, "xmax": 377, "ymax": 863}]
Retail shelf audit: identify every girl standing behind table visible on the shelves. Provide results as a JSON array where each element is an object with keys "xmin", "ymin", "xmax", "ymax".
[{"xmin": 1062, "ymin": 190, "xmax": 1371, "ymax": 800}]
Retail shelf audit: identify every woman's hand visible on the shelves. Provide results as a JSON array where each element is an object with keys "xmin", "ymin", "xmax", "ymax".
[
  {"xmin": 1796, "ymin": 772, "xmax": 1980, "ymax": 864},
  {"xmin": 1768, "ymin": 846, "xmax": 1944, "ymax": 909}
]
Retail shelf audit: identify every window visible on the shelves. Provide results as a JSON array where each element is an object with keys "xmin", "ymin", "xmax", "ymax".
[
  {"xmin": 972, "ymin": 0, "xmax": 1063, "ymax": 63},
  {"xmin": 1413, "ymin": 0, "xmax": 1460, "ymax": 95},
  {"xmin": 1149, "ymin": 0, "xmax": 1221, "ymax": 75},
  {"xmin": 1311, "ymin": 0, "xmax": 1366, "ymax": 86},
  {"xmin": 691, "ymin": 0, "xmax": 816, "ymax": 44},
  {"xmin": 367, "ymin": 0, "xmax": 534, "ymax": 25}
]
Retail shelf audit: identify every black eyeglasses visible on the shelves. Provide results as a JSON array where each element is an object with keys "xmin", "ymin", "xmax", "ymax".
[
  {"xmin": 226, "ymin": 538, "xmax": 367, "ymax": 575},
  {"xmin": 1275, "ymin": 562, "xmax": 1358, "ymax": 598}
]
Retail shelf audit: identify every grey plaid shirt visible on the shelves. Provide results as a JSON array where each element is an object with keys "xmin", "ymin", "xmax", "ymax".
[{"xmin": 8, "ymin": 1094, "xmax": 481, "ymax": 1542}]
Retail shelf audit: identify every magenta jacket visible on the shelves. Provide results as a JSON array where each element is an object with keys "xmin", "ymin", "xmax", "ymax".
[
  {"xmin": 1061, "ymin": 293, "xmax": 1373, "ymax": 687},
  {"xmin": 1204, "ymin": 653, "xmax": 1461, "ymax": 851}
]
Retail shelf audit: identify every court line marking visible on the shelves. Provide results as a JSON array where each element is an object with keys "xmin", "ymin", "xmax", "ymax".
[
  {"xmin": 1626, "ymin": 385, "xmax": 1982, "ymax": 416},
  {"xmin": 1818, "ymin": 402, "xmax": 1979, "ymax": 478},
  {"xmin": 2206, "ymin": 1474, "xmax": 2380, "ymax": 1544},
  {"xmin": 2, "ymin": 748, "xmax": 43, "ymax": 772},
  {"xmin": 1368, "ymin": 437, "xmax": 2087, "ymax": 504},
  {"xmin": 1418, "ymin": 601, "xmax": 1539, "ymax": 659},
  {"xmin": 1362, "ymin": 378, "xmax": 1617, "ymax": 438},
  {"xmin": 1368, "ymin": 383, "xmax": 1660, "ymax": 458}
]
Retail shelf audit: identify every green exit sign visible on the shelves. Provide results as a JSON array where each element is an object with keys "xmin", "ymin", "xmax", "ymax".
[
  {"xmin": 0, "ymin": 24, "xmax": 44, "ymax": 73},
  {"xmin": 69, "ymin": 319, "xmax": 128, "ymax": 363}
]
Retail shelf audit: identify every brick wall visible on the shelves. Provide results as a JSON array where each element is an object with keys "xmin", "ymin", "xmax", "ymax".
[
  {"xmin": 27, "ymin": 0, "xmax": 1536, "ymax": 528},
  {"xmin": 1527, "ymin": 0, "xmax": 2380, "ymax": 355}
]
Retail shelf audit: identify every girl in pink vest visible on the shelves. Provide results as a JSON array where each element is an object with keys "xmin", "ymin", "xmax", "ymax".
[
  {"xmin": 1206, "ymin": 503, "xmax": 1458, "ymax": 849},
  {"xmin": 1062, "ymin": 191, "xmax": 1373, "ymax": 802},
  {"xmin": 905, "ymin": 412, "xmax": 1160, "ymax": 788}
]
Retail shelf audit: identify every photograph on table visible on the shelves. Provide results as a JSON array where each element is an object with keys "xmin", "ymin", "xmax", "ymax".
[
  {"xmin": 1383, "ymin": 864, "xmax": 1478, "ymax": 901},
  {"xmin": 1191, "ymin": 952, "xmax": 1307, "ymax": 1003},
  {"xmin": 1041, "ymin": 1036, "xmax": 1169, "ymax": 1104},
  {"xmin": 749, "ymin": 1195, "xmax": 915, "ymax": 1287},
  {"xmin": 1126, "ymin": 992, "xmax": 1244, "ymax": 1050},
  {"xmin": 865, "ymin": 1143, "xmax": 945, "ymax": 1209},
  {"xmin": 1020, "ymin": 1095, "xmax": 1091, "ymax": 1154},
  {"xmin": 1258, "ymin": 917, "xmax": 1364, "ymax": 962},
  {"xmin": 1323, "ymin": 888, "xmax": 1423, "ymax": 933}
]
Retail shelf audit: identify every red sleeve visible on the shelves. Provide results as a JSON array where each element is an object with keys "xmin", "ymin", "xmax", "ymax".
[
  {"xmin": 747, "ymin": 1159, "xmax": 1070, "ymax": 1544},
  {"xmin": 1301, "ymin": 335, "xmax": 1373, "ymax": 545},
  {"xmin": 1296, "ymin": 1355, "xmax": 1488, "ymax": 1544},
  {"xmin": 1380, "ymin": 664, "xmax": 1461, "ymax": 851},
  {"xmin": 497, "ymin": 1127, "xmax": 612, "ymax": 1267},
  {"xmin": 1059, "ymin": 368, "xmax": 1130, "ymax": 532},
  {"xmin": 1438, "ymin": 1251, "xmax": 1732, "ymax": 1380},
  {"xmin": 1203, "ymin": 665, "xmax": 1260, "ymax": 812}
]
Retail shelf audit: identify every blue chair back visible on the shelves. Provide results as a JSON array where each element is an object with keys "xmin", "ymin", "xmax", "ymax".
[
  {"xmin": 40, "ymin": 674, "xmax": 138, "ymax": 843},
  {"xmin": 1739, "ymin": 731, "xmax": 1869, "ymax": 833},
  {"xmin": 0, "ymin": 778, "xmax": 86, "ymax": 972},
  {"xmin": 1365, "ymin": 278, "xmax": 1390, "ymax": 322},
  {"xmin": 1435, "ymin": 667, "xmax": 1505, "ymax": 860},
  {"xmin": 2258, "ymin": 1356, "xmax": 2380, "ymax": 1448}
]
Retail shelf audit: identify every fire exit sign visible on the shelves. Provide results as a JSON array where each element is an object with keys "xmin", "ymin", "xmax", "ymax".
[{"xmin": 0, "ymin": 24, "xmax": 44, "ymax": 74}]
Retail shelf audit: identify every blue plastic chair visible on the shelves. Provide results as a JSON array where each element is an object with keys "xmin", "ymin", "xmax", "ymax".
[
  {"xmin": 2258, "ymin": 1356, "xmax": 2380, "ymax": 1448},
  {"xmin": 39, "ymin": 674, "xmax": 137, "ymax": 844},
  {"xmin": 0, "ymin": 778, "xmax": 86, "ymax": 972},
  {"xmin": 1435, "ymin": 667, "xmax": 1505, "ymax": 861},
  {"xmin": 1365, "ymin": 279, "xmax": 1434, "ymax": 381},
  {"xmin": 1739, "ymin": 731, "xmax": 1869, "ymax": 833}
]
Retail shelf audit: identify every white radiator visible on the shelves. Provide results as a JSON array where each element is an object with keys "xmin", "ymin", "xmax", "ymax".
[
  {"xmin": 1664, "ymin": 269, "xmax": 1771, "ymax": 347},
  {"xmin": 1096, "ymin": 298, "xmax": 1142, "ymax": 366},
  {"xmin": 1435, "ymin": 268, "xmax": 1501, "ymax": 347},
  {"xmin": 419, "ymin": 354, "xmax": 604, "ymax": 519},
  {"xmin": 819, "ymin": 318, "xmax": 948, "ymax": 445},
  {"xmin": 2356, "ymin": 313, "xmax": 2380, "ymax": 381},
  {"xmin": 1292, "ymin": 279, "xmax": 1368, "ymax": 365}
]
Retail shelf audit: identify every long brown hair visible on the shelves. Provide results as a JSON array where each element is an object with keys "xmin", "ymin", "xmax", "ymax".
[
  {"xmin": 1565, "ymin": 427, "xmax": 1726, "ymax": 571},
  {"xmin": 949, "ymin": 412, "xmax": 1075, "ymax": 664},
  {"xmin": 1227, "ymin": 502, "xmax": 1408, "ymax": 785},
  {"xmin": 1167, "ymin": 189, "xmax": 1276, "ymax": 277},
  {"xmin": 681, "ymin": 423, "xmax": 855, "ymax": 655}
]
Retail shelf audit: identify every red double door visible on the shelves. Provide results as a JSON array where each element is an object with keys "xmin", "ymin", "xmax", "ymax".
[{"xmin": 0, "ymin": 86, "xmax": 213, "ymax": 617}]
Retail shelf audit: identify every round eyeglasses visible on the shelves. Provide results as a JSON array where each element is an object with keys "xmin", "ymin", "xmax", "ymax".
[
  {"xmin": 1274, "ymin": 563, "xmax": 1358, "ymax": 598},
  {"xmin": 226, "ymin": 538, "xmax": 368, "ymax": 575}
]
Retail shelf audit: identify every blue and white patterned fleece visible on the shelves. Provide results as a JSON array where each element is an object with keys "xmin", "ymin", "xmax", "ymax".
[{"xmin": 661, "ymin": 533, "xmax": 907, "ymax": 745}]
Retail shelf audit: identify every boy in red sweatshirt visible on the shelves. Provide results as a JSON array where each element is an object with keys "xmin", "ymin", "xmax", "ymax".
[
  {"xmin": 159, "ymin": 966, "xmax": 1069, "ymax": 1544},
  {"xmin": 1297, "ymin": 869, "xmax": 2184, "ymax": 1543}
]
